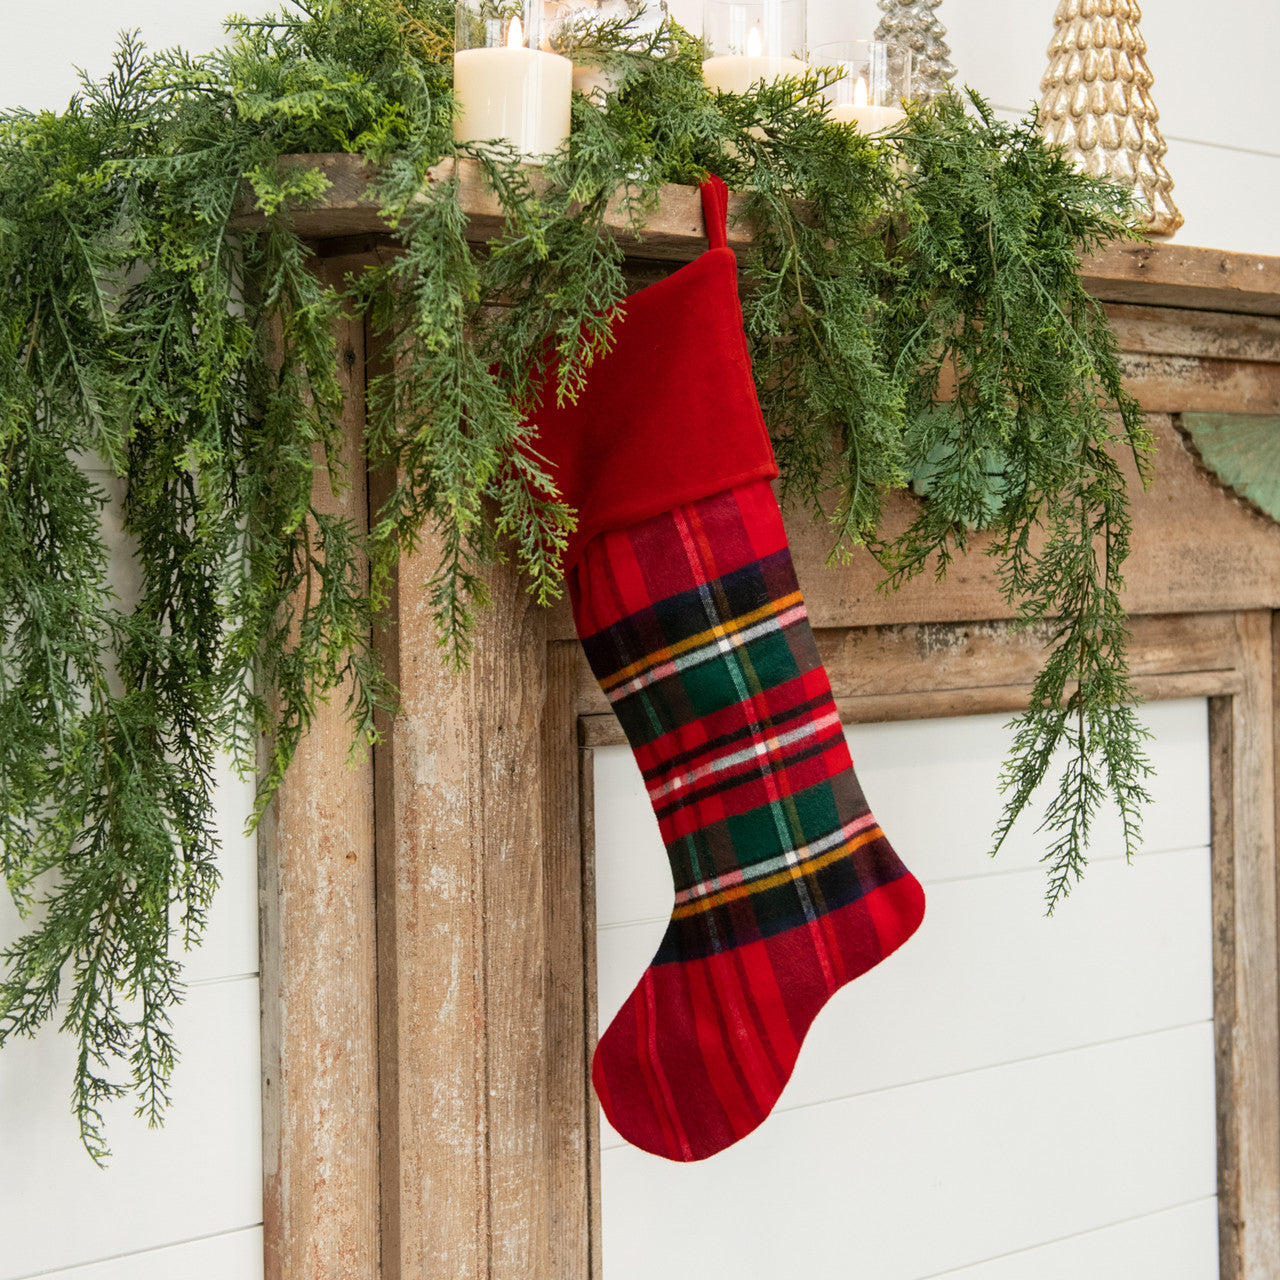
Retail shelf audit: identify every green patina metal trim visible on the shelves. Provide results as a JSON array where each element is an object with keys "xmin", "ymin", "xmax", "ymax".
[{"xmin": 1182, "ymin": 413, "xmax": 1280, "ymax": 525}]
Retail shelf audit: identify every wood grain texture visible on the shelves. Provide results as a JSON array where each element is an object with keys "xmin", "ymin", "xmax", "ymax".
[
  {"xmin": 568, "ymin": 611, "xmax": 1247, "ymax": 722},
  {"xmin": 1121, "ymin": 353, "xmax": 1280, "ymax": 414},
  {"xmin": 579, "ymin": 671, "xmax": 1241, "ymax": 747},
  {"xmin": 233, "ymin": 155, "xmax": 1280, "ymax": 314},
  {"xmin": 259, "ymin": 278, "xmax": 380, "ymax": 1280},
  {"xmin": 549, "ymin": 413, "xmax": 1280, "ymax": 641},
  {"xmin": 1105, "ymin": 303, "xmax": 1280, "ymax": 364},
  {"xmin": 576, "ymin": 613, "xmax": 1248, "ymax": 745},
  {"xmin": 1213, "ymin": 614, "xmax": 1280, "ymax": 1280},
  {"xmin": 578, "ymin": 750, "xmax": 604, "ymax": 1280},
  {"xmin": 1080, "ymin": 242, "xmax": 1280, "ymax": 317},
  {"xmin": 368, "ymin": 334, "xmax": 551, "ymax": 1279},
  {"xmin": 1211, "ymin": 693, "xmax": 1241, "ymax": 1280},
  {"xmin": 541, "ymin": 641, "xmax": 590, "ymax": 1280},
  {"xmin": 248, "ymin": 180, "xmax": 1280, "ymax": 1278}
]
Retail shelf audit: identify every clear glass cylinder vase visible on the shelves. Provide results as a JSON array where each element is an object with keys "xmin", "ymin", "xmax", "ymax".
[
  {"xmin": 702, "ymin": 0, "xmax": 808, "ymax": 94},
  {"xmin": 813, "ymin": 40, "xmax": 912, "ymax": 133},
  {"xmin": 454, "ymin": 0, "xmax": 574, "ymax": 158}
]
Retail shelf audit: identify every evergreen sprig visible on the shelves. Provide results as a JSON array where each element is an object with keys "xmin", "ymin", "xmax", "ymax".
[{"xmin": 0, "ymin": 0, "xmax": 1150, "ymax": 1156}]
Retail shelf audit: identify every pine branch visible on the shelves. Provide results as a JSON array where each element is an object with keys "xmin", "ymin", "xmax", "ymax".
[{"xmin": 0, "ymin": 6, "xmax": 1152, "ymax": 1155}]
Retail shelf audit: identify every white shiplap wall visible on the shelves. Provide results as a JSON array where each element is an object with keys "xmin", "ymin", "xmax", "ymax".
[
  {"xmin": 0, "ymin": 469, "xmax": 264, "ymax": 1279},
  {"xmin": 594, "ymin": 700, "xmax": 1218, "ymax": 1279},
  {"xmin": 2, "ymin": 9, "xmax": 266, "ymax": 1278},
  {"xmin": 689, "ymin": 0, "xmax": 1280, "ymax": 257}
]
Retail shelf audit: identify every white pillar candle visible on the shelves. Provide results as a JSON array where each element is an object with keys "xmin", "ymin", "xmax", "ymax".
[
  {"xmin": 572, "ymin": 60, "xmax": 621, "ymax": 101},
  {"xmin": 826, "ymin": 75, "xmax": 905, "ymax": 133},
  {"xmin": 702, "ymin": 53, "xmax": 810, "ymax": 93},
  {"xmin": 829, "ymin": 103, "xmax": 906, "ymax": 132},
  {"xmin": 454, "ymin": 16, "xmax": 572, "ymax": 159},
  {"xmin": 703, "ymin": 26, "xmax": 807, "ymax": 94}
]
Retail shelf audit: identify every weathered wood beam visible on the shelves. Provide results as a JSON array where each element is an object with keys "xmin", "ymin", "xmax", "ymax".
[
  {"xmin": 541, "ymin": 640, "xmax": 593, "ymax": 1280},
  {"xmin": 259, "ymin": 269, "xmax": 380, "ymax": 1280},
  {"xmin": 1105, "ymin": 304, "xmax": 1280, "ymax": 364},
  {"xmin": 1213, "ymin": 613, "xmax": 1280, "ymax": 1279},
  {"xmin": 542, "ymin": 414, "xmax": 1280, "ymax": 641},
  {"xmin": 368, "ymin": 340, "xmax": 552, "ymax": 1280},
  {"xmin": 572, "ymin": 609, "xmax": 1257, "ymax": 740},
  {"xmin": 231, "ymin": 154, "xmax": 1280, "ymax": 314}
]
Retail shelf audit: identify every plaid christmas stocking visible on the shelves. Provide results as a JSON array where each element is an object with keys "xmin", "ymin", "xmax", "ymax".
[{"xmin": 530, "ymin": 178, "xmax": 926, "ymax": 1161}]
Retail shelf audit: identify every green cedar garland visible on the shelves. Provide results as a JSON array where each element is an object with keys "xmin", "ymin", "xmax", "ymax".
[{"xmin": 0, "ymin": 0, "xmax": 1151, "ymax": 1157}]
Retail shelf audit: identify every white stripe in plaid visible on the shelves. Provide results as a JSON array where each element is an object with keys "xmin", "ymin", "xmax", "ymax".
[
  {"xmin": 646, "ymin": 709, "xmax": 842, "ymax": 803},
  {"xmin": 672, "ymin": 810, "xmax": 880, "ymax": 906}
]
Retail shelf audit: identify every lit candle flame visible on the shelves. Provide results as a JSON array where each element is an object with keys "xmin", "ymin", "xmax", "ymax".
[
  {"xmin": 854, "ymin": 76, "xmax": 869, "ymax": 107},
  {"xmin": 506, "ymin": 14, "xmax": 524, "ymax": 48},
  {"xmin": 746, "ymin": 27, "xmax": 762, "ymax": 58}
]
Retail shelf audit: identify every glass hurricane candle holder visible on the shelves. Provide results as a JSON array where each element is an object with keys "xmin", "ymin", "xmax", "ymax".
[
  {"xmin": 454, "ymin": 0, "xmax": 574, "ymax": 158},
  {"xmin": 814, "ymin": 40, "xmax": 912, "ymax": 133},
  {"xmin": 702, "ymin": 0, "xmax": 808, "ymax": 94},
  {"xmin": 552, "ymin": 0, "xmax": 660, "ymax": 103}
]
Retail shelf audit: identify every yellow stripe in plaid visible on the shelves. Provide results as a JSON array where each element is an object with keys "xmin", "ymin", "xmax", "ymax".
[
  {"xmin": 670, "ymin": 825, "xmax": 883, "ymax": 920},
  {"xmin": 598, "ymin": 589, "xmax": 804, "ymax": 693}
]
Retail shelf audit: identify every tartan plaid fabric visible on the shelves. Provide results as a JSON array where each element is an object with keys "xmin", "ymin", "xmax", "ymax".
[{"xmin": 573, "ymin": 480, "xmax": 926, "ymax": 1161}]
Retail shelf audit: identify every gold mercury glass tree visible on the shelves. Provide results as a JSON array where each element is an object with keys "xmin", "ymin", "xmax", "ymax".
[{"xmin": 1039, "ymin": 0, "xmax": 1183, "ymax": 236}]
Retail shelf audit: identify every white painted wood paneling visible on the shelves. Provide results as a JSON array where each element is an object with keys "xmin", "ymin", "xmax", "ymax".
[
  {"xmin": 847, "ymin": 698, "xmax": 1210, "ymax": 884},
  {"xmin": 594, "ymin": 699, "xmax": 1210, "ymax": 930},
  {"xmin": 684, "ymin": 0, "xmax": 1280, "ymax": 256},
  {"xmin": 596, "ymin": 701, "xmax": 1217, "ymax": 1277},
  {"xmin": 18, "ymin": 1229, "xmax": 265, "ymax": 1280},
  {"xmin": 804, "ymin": 0, "xmax": 1280, "ymax": 162},
  {"xmin": 598, "ymin": 843, "xmax": 1212, "ymax": 1130},
  {"xmin": 181, "ymin": 752, "xmax": 261, "ymax": 985},
  {"xmin": 0, "ymin": 454, "xmax": 263, "ymax": 1276},
  {"xmin": 0, "ymin": 977, "xmax": 262, "ymax": 1279},
  {"xmin": 1155, "ymin": 138, "xmax": 1280, "ymax": 259},
  {"xmin": 600, "ymin": 1024, "xmax": 1218, "ymax": 1280},
  {"xmin": 922, "ymin": 1199, "xmax": 1220, "ymax": 1280},
  {"xmin": 4, "ymin": 1, "xmax": 252, "ymax": 113}
]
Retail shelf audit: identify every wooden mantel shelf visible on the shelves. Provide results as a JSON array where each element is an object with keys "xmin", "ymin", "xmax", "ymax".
[{"xmin": 235, "ymin": 152, "xmax": 1280, "ymax": 316}]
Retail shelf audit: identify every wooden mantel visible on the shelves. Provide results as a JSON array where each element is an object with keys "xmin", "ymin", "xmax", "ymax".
[
  {"xmin": 236, "ymin": 152, "xmax": 1280, "ymax": 316},
  {"xmin": 255, "ymin": 161, "xmax": 1280, "ymax": 1280}
]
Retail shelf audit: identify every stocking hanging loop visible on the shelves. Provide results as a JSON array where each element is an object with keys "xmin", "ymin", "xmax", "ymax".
[{"xmin": 699, "ymin": 174, "xmax": 729, "ymax": 250}]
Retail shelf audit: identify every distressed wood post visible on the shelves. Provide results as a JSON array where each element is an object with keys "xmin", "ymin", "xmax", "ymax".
[
  {"xmin": 371, "ymin": 458, "xmax": 551, "ymax": 1275},
  {"xmin": 259, "ymin": 270, "xmax": 381, "ymax": 1279},
  {"xmin": 541, "ymin": 639, "xmax": 595, "ymax": 1280},
  {"xmin": 1212, "ymin": 610, "xmax": 1280, "ymax": 1280}
]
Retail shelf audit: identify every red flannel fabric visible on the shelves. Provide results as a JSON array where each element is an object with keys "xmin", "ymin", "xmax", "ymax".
[{"xmin": 572, "ymin": 481, "xmax": 925, "ymax": 1160}]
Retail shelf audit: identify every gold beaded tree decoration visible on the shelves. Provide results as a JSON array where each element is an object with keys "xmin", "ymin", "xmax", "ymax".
[{"xmin": 1039, "ymin": 0, "xmax": 1183, "ymax": 236}]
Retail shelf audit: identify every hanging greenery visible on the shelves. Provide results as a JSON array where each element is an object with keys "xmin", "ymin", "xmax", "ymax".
[{"xmin": 0, "ymin": 0, "xmax": 1152, "ymax": 1158}]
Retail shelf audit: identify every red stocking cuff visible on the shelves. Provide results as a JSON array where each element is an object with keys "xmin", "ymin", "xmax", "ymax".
[{"xmin": 528, "ymin": 177, "xmax": 778, "ymax": 571}]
